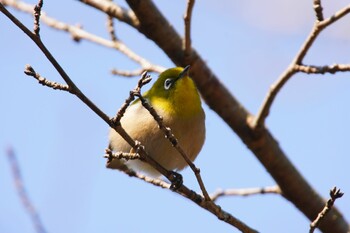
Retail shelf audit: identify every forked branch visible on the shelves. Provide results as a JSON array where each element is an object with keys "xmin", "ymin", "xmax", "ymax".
[{"xmin": 252, "ymin": 3, "xmax": 350, "ymax": 128}]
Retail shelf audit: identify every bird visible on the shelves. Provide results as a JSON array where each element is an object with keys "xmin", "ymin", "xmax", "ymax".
[{"xmin": 107, "ymin": 65, "xmax": 205, "ymax": 177}]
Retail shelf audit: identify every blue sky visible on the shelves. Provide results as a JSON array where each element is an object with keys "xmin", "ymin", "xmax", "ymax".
[{"xmin": 1, "ymin": 0, "xmax": 350, "ymax": 232}]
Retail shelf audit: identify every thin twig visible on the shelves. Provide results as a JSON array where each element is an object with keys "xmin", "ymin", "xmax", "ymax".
[
  {"xmin": 112, "ymin": 72, "xmax": 152, "ymax": 124},
  {"xmin": 313, "ymin": 0, "xmax": 324, "ymax": 21},
  {"xmin": 6, "ymin": 147, "xmax": 47, "ymax": 233},
  {"xmin": 183, "ymin": 0, "xmax": 195, "ymax": 59},
  {"xmin": 210, "ymin": 186, "xmax": 281, "ymax": 202},
  {"xmin": 252, "ymin": 4, "xmax": 350, "ymax": 129},
  {"xmin": 129, "ymin": 172, "xmax": 171, "ymax": 189},
  {"xmin": 111, "ymin": 68, "xmax": 150, "ymax": 77},
  {"xmin": 318, "ymin": 4, "xmax": 350, "ymax": 29},
  {"xmin": 104, "ymin": 148, "xmax": 141, "ymax": 161},
  {"xmin": 309, "ymin": 187, "xmax": 344, "ymax": 233},
  {"xmin": 33, "ymin": 0, "xmax": 43, "ymax": 36},
  {"xmin": 295, "ymin": 64, "xmax": 350, "ymax": 74},
  {"xmin": 295, "ymin": 4, "xmax": 350, "ymax": 65},
  {"xmin": 106, "ymin": 5, "xmax": 118, "ymax": 42},
  {"xmin": 251, "ymin": 66, "xmax": 297, "ymax": 128},
  {"xmin": 78, "ymin": 0, "xmax": 140, "ymax": 28},
  {"xmin": 24, "ymin": 65, "xmax": 71, "ymax": 92},
  {"xmin": 2, "ymin": 0, "xmax": 165, "ymax": 75},
  {"xmin": 119, "ymin": 167, "xmax": 171, "ymax": 189}
]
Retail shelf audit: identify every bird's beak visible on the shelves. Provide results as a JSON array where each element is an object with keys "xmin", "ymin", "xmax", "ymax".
[{"xmin": 175, "ymin": 65, "xmax": 190, "ymax": 83}]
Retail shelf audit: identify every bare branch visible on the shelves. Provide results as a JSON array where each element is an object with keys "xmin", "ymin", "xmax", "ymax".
[
  {"xmin": 6, "ymin": 147, "xmax": 47, "ymax": 233},
  {"xmin": 33, "ymin": 0, "xmax": 43, "ymax": 36},
  {"xmin": 110, "ymin": 161, "xmax": 171, "ymax": 189},
  {"xmin": 124, "ymin": 169, "xmax": 171, "ymax": 189},
  {"xmin": 104, "ymin": 148, "xmax": 141, "ymax": 161},
  {"xmin": 313, "ymin": 0, "xmax": 324, "ymax": 21},
  {"xmin": 251, "ymin": 66, "xmax": 297, "ymax": 128},
  {"xmin": 319, "ymin": 4, "xmax": 350, "ymax": 28},
  {"xmin": 106, "ymin": 13, "xmax": 118, "ymax": 42},
  {"xmin": 183, "ymin": 0, "xmax": 195, "ymax": 59},
  {"xmin": 78, "ymin": 0, "xmax": 140, "ymax": 28},
  {"xmin": 309, "ymin": 187, "xmax": 344, "ymax": 233},
  {"xmin": 111, "ymin": 68, "xmax": 146, "ymax": 77},
  {"xmin": 210, "ymin": 186, "xmax": 281, "ymax": 202},
  {"xmin": 111, "ymin": 65, "xmax": 164, "ymax": 77},
  {"xmin": 252, "ymin": 4, "xmax": 350, "ymax": 128},
  {"xmin": 111, "ymin": 71, "xmax": 152, "ymax": 124},
  {"xmin": 295, "ymin": 4, "xmax": 350, "ymax": 66},
  {"xmin": 3, "ymin": 0, "xmax": 165, "ymax": 75},
  {"xmin": 295, "ymin": 64, "xmax": 350, "ymax": 74},
  {"xmin": 0, "ymin": 1, "xmax": 118, "ymax": 135},
  {"xmin": 105, "ymin": 0, "xmax": 118, "ymax": 42},
  {"xmin": 24, "ymin": 65, "xmax": 71, "ymax": 92}
]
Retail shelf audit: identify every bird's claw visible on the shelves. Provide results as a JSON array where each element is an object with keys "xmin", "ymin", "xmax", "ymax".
[{"xmin": 169, "ymin": 171, "xmax": 183, "ymax": 191}]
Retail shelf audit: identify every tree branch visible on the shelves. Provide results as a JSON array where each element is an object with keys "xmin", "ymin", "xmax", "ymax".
[
  {"xmin": 24, "ymin": 65, "xmax": 71, "ymax": 92},
  {"xmin": 104, "ymin": 148, "xmax": 141, "ymax": 161},
  {"xmin": 295, "ymin": 4, "xmax": 350, "ymax": 66},
  {"xmin": 106, "ymin": 9, "xmax": 118, "ymax": 42},
  {"xmin": 183, "ymin": 0, "xmax": 195, "ymax": 59},
  {"xmin": 251, "ymin": 66, "xmax": 297, "ymax": 128},
  {"xmin": 2, "ymin": 0, "xmax": 165, "ymax": 75},
  {"xmin": 111, "ymin": 68, "xmax": 149, "ymax": 77},
  {"xmin": 295, "ymin": 64, "xmax": 350, "ymax": 74},
  {"xmin": 313, "ymin": 0, "xmax": 324, "ymax": 21},
  {"xmin": 309, "ymin": 187, "xmax": 344, "ymax": 233},
  {"xmin": 33, "ymin": 0, "xmax": 42, "ymax": 36},
  {"xmin": 252, "ymin": 4, "xmax": 350, "ymax": 128},
  {"xmin": 122, "ymin": 168, "xmax": 171, "ymax": 189},
  {"xmin": 210, "ymin": 186, "xmax": 281, "ymax": 202},
  {"xmin": 79, "ymin": 0, "xmax": 139, "ymax": 28},
  {"xmin": 6, "ymin": 147, "xmax": 47, "ymax": 233}
]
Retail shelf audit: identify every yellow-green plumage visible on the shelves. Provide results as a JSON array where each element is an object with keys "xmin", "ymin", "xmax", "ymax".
[{"xmin": 108, "ymin": 67, "xmax": 205, "ymax": 177}]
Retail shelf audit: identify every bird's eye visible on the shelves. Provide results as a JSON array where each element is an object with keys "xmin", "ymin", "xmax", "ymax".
[{"xmin": 164, "ymin": 78, "xmax": 173, "ymax": 90}]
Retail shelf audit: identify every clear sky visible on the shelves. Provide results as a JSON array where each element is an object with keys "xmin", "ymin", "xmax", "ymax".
[{"xmin": 1, "ymin": 0, "xmax": 350, "ymax": 232}]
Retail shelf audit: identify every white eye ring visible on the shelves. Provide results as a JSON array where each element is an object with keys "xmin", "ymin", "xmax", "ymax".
[{"xmin": 164, "ymin": 78, "xmax": 173, "ymax": 90}]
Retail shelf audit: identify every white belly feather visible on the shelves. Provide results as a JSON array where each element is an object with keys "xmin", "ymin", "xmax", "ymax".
[{"xmin": 108, "ymin": 102, "xmax": 205, "ymax": 177}]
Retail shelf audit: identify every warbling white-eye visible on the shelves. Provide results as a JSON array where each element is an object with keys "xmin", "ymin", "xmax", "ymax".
[{"xmin": 108, "ymin": 66, "xmax": 205, "ymax": 177}]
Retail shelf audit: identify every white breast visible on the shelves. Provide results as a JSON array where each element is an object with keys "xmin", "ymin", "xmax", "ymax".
[{"xmin": 108, "ymin": 101, "xmax": 205, "ymax": 177}]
